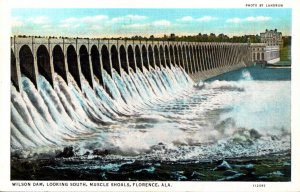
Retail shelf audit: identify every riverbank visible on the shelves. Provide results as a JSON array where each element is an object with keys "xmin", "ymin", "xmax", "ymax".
[{"xmin": 11, "ymin": 151, "xmax": 290, "ymax": 181}]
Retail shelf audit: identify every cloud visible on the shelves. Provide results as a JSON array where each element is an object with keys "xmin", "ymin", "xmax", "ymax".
[
  {"xmin": 226, "ymin": 17, "xmax": 242, "ymax": 23},
  {"xmin": 123, "ymin": 23, "xmax": 148, "ymax": 29},
  {"xmin": 196, "ymin": 16, "xmax": 218, "ymax": 22},
  {"xmin": 12, "ymin": 17, "xmax": 23, "ymax": 27},
  {"xmin": 59, "ymin": 15, "xmax": 108, "ymax": 28},
  {"xmin": 177, "ymin": 15, "xmax": 218, "ymax": 23},
  {"xmin": 152, "ymin": 20, "xmax": 171, "ymax": 26},
  {"xmin": 27, "ymin": 16, "xmax": 49, "ymax": 24},
  {"xmin": 123, "ymin": 19, "xmax": 171, "ymax": 29},
  {"xmin": 177, "ymin": 16, "xmax": 194, "ymax": 22},
  {"xmin": 111, "ymin": 14, "xmax": 147, "ymax": 23},
  {"xmin": 226, "ymin": 16, "xmax": 272, "ymax": 23},
  {"xmin": 245, "ymin": 16, "xmax": 271, "ymax": 22}
]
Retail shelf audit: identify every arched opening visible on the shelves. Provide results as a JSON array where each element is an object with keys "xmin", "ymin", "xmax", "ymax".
[
  {"xmin": 178, "ymin": 45, "xmax": 184, "ymax": 68},
  {"xmin": 11, "ymin": 49, "xmax": 19, "ymax": 91},
  {"xmin": 154, "ymin": 45, "xmax": 160, "ymax": 68},
  {"xmin": 206, "ymin": 45, "xmax": 211, "ymax": 70},
  {"xmin": 207, "ymin": 45, "xmax": 212, "ymax": 69},
  {"xmin": 261, "ymin": 52, "xmax": 264, "ymax": 61},
  {"xmin": 37, "ymin": 45, "xmax": 53, "ymax": 87},
  {"xmin": 135, "ymin": 45, "xmax": 143, "ymax": 72},
  {"xmin": 128, "ymin": 45, "xmax": 136, "ymax": 73},
  {"xmin": 257, "ymin": 52, "xmax": 260, "ymax": 60},
  {"xmin": 186, "ymin": 45, "xmax": 192, "ymax": 74},
  {"xmin": 67, "ymin": 45, "xmax": 81, "ymax": 89},
  {"xmin": 111, "ymin": 45, "xmax": 121, "ymax": 76},
  {"xmin": 142, "ymin": 45, "xmax": 149, "ymax": 70},
  {"xmin": 79, "ymin": 45, "xmax": 93, "ymax": 88},
  {"xmin": 148, "ymin": 45, "xmax": 155, "ymax": 69},
  {"xmin": 182, "ymin": 46, "xmax": 188, "ymax": 73},
  {"xmin": 210, "ymin": 46, "xmax": 215, "ymax": 69},
  {"xmin": 53, "ymin": 45, "xmax": 67, "ymax": 84},
  {"xmin": 159, "ymin": 45, "xmax": 166, "ymax": 68},
  {"xmin": 224, "ymin": 46, "xmax": 229, "ymax": 66},
  {"xmin": 253, "ymin": 52, "xmax": 256, "ymax": 61},
  {"xmin": 190, "ymin": 45, "xmax": 196, "ymax": 73},
  {"xmin": 101, "ymin": 45, "xmax": 112, "ymax": 77},
  {"xmin": 119, "ymin": 45, "xmax": 128, "ymax": 74},
  {"xmin": 215, "ymin": 46, "xmax": 221, "ymax": 68},
  {"xmin": 202, "ymin": 46, "xmax": 208, "ymax": 71},
  {"xmin": 196, "ymin": 46, "xmax": 202, "ymax": 71},
  {"xmin": 193, "ymin": 46, "xmax": 199, "ymax": 72},
  {"xmin": 174, "ymin": 45, "xmax": 179, "ymax": 67},
  {"xmin": 169, "ymin": 45, "xmax": 175, "ymax": 67},
  {"xmin": 91, "ymin": 45, "xmax": 103, "ymax": 86},
  {"xmin": 19, "ymin": 45, "xmax": 37, "ymax": 89},
  {"xmin": 165, "ymin": 45, "xmax": 171, "ymax": 68}
]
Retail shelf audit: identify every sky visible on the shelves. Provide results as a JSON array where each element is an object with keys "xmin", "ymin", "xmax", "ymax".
[{"xmin": 11, "ymin": 8, "xmax": 291, "ymax": 38}]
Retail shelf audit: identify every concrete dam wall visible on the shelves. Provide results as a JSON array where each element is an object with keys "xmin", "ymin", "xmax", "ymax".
[{"xmin": 11, "ymin": 36, "xmax": 253, "ymax": 92}]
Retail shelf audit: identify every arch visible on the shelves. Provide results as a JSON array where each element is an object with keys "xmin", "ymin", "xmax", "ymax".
[
  {"xmin": 174, "ymin": 45, "xmax": 179, "ymax": 67},
  {"xmin": 261, "ymin": 52, "xmax": 264, "ymax": 61},
  {"xmin": 91, "ymin": 45, "xmax": 103, "ymax": 86},
  {"xmin": 135, "ymin": 45, "xmax": 143, "ymax": 72},
  {"xmin": 128, "ymin": 45, "xmax": 136, "ymax": 73},
  {"xmin": 154, "ymin": 45, "xmax": 160, "ymax": 68},
  {"xmin": 159, "ymin": 45, "xmax": 166, "ymax": 68},
  {"xmin": 178, "ymin": 45, "xmax": 184, "ymax": 68},
  {"xmin": 142, "ymin": 45, "xmax": 149, "ymax": 70},
  {"xmin": 148, "ymin": 45, "xmax": 155, "ymax": 69},
  {"xmin": 182, "ymin": 46, "xmax": 188, "ymax": 73},
  {"xmin": 67, "ymin": 45, "xmax": 81, "ymax": 89},
  {"xmin": 53, "ymin": 45, "xmax": 68, "ymax": 84},
  {"xmin": 210, "ymin": 45, "xmax": 216, "ymax": 69},
  {"xmin": 111, "ymin": 45, "xmax": 121, "ymax": 76},
  {"xmin": 37, "ymin": 45, "xmax": 53, "ymax": 87},
  {"xmin": 257, "ymin": 52, "xmax": 260, "ymax": 60},
  {"xmin": 216, "ymin": 45, "xmax": 221, "ymax": 68},
  {"xmin": 202, "ymin": 45, "xmax": 208, "ymax": 71},
  {"xmin": 196, "ymin": 46, "xmax": 202, "ymax": 71},
  {"xmin": 205, "ymin": 45, "xmax": 212, "ymax": 70},
  {"xmin": 101, "ymin": 45, "xmax": 112, "ymax": 77},
  {"xmin": 119, "ymin": 45, "xmax": 129, "ymax": 74},
  {"xmin": 186, "ymin": 45, "xmax": 192, "ymax": 74},
  {"xmin": 79, "ymin": 45, "xmax": 93, "ymax": 88},
  {"xmin": 165, "ymin": 45, "xmax": 171, "ymax": 68},
  {"xmin": 169, "ymin": 45, "xmax": 175, "ymax": 66},
  {"xmin": 190, "ymin": 45, "xmax": 196, "ymax": 73},
  {"xmin": 19, "ymin": 45, "xmax": 37, "ymax": 89},
  {"xmin": 11, "ymin": 49, "xmax": 19, "ymax": 91}
]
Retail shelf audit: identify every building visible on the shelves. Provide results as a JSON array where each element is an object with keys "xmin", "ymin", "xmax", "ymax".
[
  {"xmin": 250, "ymin": 43, "xmax": 280, "ymax": 63},
  {"xmin": 260, "ymin": 29, "xmax": 283, "ymax": 47}
]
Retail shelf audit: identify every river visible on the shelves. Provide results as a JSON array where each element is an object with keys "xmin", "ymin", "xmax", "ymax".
[{"xmin": 11, "ymin": 65, "xmax": 291, "ymax": 181}]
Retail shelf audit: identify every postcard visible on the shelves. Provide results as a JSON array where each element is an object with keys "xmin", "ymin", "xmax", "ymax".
[{"xmin": 0, "ymin": 0, "xmax": 300, "ymax": 191}]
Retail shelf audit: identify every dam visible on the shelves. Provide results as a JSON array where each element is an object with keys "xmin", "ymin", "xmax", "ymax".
[
  {"xmin": 11, "ymin": 36, "xmax": 263, "ymax": 93},
  {"xmin": 10, "ymin": 36, "xmax": 290, "ymax": 181}
]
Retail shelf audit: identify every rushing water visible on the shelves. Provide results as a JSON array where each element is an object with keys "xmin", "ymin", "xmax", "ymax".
[{"xmin": 11, "ymin": 65, "xmax": 291, "ymax": 181}]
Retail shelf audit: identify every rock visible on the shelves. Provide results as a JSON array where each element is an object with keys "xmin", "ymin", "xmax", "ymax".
[
  {"xmin": 213, "ymin": 160, "xmax": 232, "ymax": 171},
  {"xmin": 218, "ymin": 173, "xmax": 245, "ymax": 181},
  {"xmin": 190, "ymin": 171, "xmax": 205, "ymax": 179},
  {"xmin": 83, "ymin": 151, "xmax": 90, "ymax": 156},
  {"xmin": 268, "ymin": 171, "xmax": 284, "ymax": 177},
  {"xmin": 170, "ymin": 171, "xmax": 188, "ymax": 181},
  {"xmin": 234, "ymin": 163, "xmax": 255, "ymax": 172},
  {"xmin": 223, "ymin": 170, "xmax": 239, "ymax": 176},
  {"xmin": 249, "ymin": 129, "xmax": 261, "ymax": 139},
  {"xmin": 93, "ymin": 149, "xmax": 109, "ymax": 156},
  {"xmin": 56, "ymin": 146, "xmax": 74, "ymax": 158}
]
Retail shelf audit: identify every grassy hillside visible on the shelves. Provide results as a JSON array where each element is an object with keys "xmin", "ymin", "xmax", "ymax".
[{"xmin": 280, "ymin": 46, "xmax": 291, "ymax": 61}]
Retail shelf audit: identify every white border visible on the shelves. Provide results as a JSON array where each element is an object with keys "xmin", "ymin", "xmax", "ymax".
[{"xmin": 1, "ymin": 0, "xmax": 300, "ymax": 191}]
